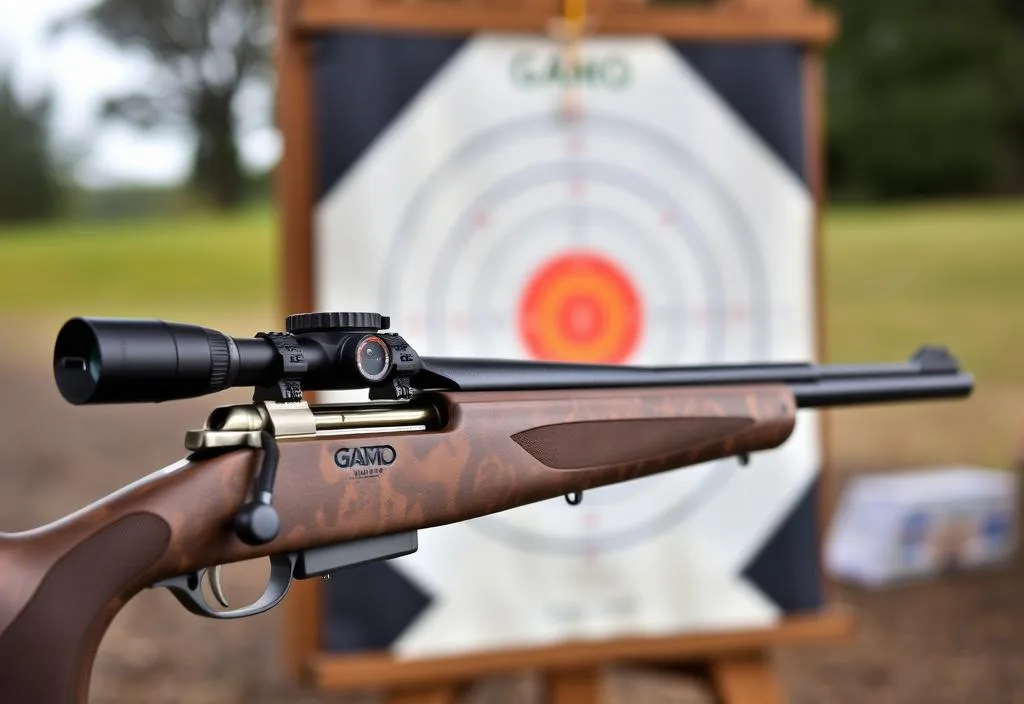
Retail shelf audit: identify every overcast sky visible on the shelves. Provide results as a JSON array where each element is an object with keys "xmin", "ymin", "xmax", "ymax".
[{"xmin": 0, "ymin": 0, "xmax": 279, "ymax": 188}]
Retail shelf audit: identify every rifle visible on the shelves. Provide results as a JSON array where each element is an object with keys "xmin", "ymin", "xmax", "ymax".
[{"xmin": 0, "ymin": 311, "xmax": 973, "ymax": 703}]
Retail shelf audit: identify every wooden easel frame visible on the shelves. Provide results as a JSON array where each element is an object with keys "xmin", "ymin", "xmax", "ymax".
[{"xmin": 274, "ymin": 0, "xmax": 843, "ymax": 700}]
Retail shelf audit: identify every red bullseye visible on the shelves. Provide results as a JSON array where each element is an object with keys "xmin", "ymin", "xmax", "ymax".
[
  {"xmin": 559, "ymin": 294, "xmax": 605, "ymax": 345},
  {"xmin": 518, "ymin": 251, "xmax": 642, "ymax": 363}
]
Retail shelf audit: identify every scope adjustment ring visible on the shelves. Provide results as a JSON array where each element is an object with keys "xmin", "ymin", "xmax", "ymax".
[{"xmin": 285, "ymin": 312, "xmax": 389, "ymax": 334}]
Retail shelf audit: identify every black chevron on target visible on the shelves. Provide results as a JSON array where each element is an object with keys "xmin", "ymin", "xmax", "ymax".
[
  {"xmin": 741, "ymin": 478, "xmax": 822, "ymax": 611},
  {"xmin": 313, "ymin": 32, "xmax": 467, "ymax": 199},
  {"xmin": 671, "ymin": 43, "xmax": 808, "ymax": 186},
  {"xmin": 321, "ymin": 561, "xmax": 433, "ymax": 651}
]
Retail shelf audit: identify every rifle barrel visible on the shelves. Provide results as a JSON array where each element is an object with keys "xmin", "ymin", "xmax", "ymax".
[
  {"xmin": 416, "ymin": 346, "xmax": 974, "ymax": 408},
  {"xmin": 789, "ymin": 374, "xmax": 974, "ymax": 408}
]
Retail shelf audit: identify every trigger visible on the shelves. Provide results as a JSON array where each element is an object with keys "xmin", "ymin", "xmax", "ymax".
[{"xmin": 208, "ymin": 566, "xmax": 229, "ymax": 608}]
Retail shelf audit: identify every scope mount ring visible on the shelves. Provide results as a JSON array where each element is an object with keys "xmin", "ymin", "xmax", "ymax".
[{"xmin": 253, "ymin": 332, "xmax": 307, "ymax": 402}]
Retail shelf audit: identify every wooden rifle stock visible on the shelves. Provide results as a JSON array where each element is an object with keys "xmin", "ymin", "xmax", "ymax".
[{"xmin": 0, "ymin": 384, "xmax": 795, "ymax": 703}]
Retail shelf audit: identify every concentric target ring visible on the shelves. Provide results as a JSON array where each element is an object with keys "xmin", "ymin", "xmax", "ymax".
[
  {"xmin": 423, "ymin": 158, "xmax": 734, "ymax": 362},
  {"xmin": 375, "ymin": 111, "xmax": 775, "ymax": 554},
  {"xmin": 380, "ymin": 111, "xmax": 772, "ymax": 358}
]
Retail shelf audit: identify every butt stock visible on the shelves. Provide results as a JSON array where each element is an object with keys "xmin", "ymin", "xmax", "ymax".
[{"xmin": 0, "ymin": 384, "xmax": 794, "ymax": 703}]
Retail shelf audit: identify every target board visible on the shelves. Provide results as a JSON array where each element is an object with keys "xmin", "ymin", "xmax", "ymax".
[{"xmin": 311, "ymin": 32, "xmax": 821, "ymax": 659}]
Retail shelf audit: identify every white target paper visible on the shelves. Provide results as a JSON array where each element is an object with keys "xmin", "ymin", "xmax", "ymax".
[{"xmin": 315, "ymin": 35, "xmax": 819, "ymax": 658}]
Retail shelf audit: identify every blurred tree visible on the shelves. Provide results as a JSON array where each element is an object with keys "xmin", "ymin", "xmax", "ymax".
[
  {"xmin": 994, "ymin": 0, "xmax": 1024, "ymax": 189},
  {"xmin": 0, "ymin": 72, "xmax": 61, "ymax": 222},
  {"xmin": 54, "ymin": 0, "xmax": 273, "ymax": 209},
  {"xmin": 823, "ymin": 0, "xmax": 1024, "ymax": 199}
]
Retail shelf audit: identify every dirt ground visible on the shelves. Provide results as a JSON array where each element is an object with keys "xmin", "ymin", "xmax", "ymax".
[{"xmin": 2, "ymin": 343, "xmax": 1023, "ymax": 704}]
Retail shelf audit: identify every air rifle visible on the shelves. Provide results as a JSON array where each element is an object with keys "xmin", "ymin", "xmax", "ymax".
[{"xmin": 0, "ymin": 311, "xmax": 973, "ymax": 703}]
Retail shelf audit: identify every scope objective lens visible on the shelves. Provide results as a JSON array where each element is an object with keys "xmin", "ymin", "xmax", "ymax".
[
  {"xmin": 53, "ymin": 318, "xmax": 245, "ymax": 404},
  {"xmin": 87, "ymin": 343, "xmax": 102, "ymax": 383}
]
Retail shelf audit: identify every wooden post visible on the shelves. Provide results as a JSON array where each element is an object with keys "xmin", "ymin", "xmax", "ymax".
[
  {"xmin": 721, "ymin": 0, "xmax": 808, "ymax": 11},
  {"xmin": 548, "ymin": 670, "xmax": 602, "ymax": 703},
  {"xmin": 803, "ymin": 40, "xmax": 838, "ymax": 606},
  {"xmin": 389, "ymin": 685, "xmax": 464, "ymax": 704},
  {"xmin": 275, "ymin": 0, "xmax": 320, "ymax": 684},
  {"xmin": 710, "ymin": 652, "xmax": 786, "ymax": 704}
]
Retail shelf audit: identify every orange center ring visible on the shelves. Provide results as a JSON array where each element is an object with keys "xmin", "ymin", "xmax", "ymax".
[{"xmin": 518, "ymin": 251, "xmax": 642, "ymax": 363}]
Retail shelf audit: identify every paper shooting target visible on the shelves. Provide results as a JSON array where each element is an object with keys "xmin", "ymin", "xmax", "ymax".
[{"xmin": 312, "ymin": 33, "xmax": 822, "ymax": 658}]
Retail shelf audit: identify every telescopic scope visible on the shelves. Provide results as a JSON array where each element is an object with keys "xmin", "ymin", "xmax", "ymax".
[{"xmin": 53, "ymin": 313, "xmax": 414, "ymax": 404}]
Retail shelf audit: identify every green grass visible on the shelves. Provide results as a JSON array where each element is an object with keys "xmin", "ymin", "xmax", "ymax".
[
  {"xmin": 1, "ymin": 198, "xmax": 1022, "ymax": 382},
  {"xmin": 820, "ymin": 198, "xmax": 1024, "ymax": 469},
  {"xmin": 0, "ymin": 205, "xmax": 276, "ymax": 321},
  {"xmin": 824, "ymin": 199, "xmax": 1024, "ymax": 384}
]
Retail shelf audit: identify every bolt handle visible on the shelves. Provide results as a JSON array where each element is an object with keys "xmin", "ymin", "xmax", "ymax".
[{"xmin": 234, "ymin": 430, "xmax": 281, "ymax": 546}]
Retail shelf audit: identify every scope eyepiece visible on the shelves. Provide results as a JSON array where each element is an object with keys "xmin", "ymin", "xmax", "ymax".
[{"xmin": 54, "ymin": 318, "xmax": 240, "ymax": 405}]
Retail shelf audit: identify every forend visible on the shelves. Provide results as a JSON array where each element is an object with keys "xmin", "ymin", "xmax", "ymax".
[{"xmin": 52, "ymin": 310, "xmax": 975, "ymax": 408}]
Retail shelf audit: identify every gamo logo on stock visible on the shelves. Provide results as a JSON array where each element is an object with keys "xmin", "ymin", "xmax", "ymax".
[{"xmin": 334, "ymin": 445, "xmax": 397, "ymax": 479}]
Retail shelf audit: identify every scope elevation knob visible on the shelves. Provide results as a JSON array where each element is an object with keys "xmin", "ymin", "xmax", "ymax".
[{"xmin": 285, "ymin": 312, "xmax": 390, "ymax": 334}]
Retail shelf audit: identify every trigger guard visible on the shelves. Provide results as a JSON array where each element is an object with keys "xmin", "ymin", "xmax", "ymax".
[{"xmin": 153, "ymin": 553, "xmax": 298, "ymax": 620}]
